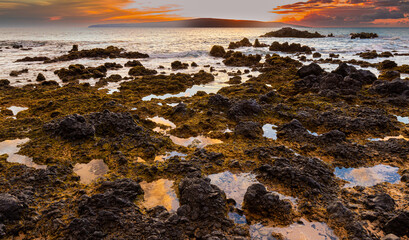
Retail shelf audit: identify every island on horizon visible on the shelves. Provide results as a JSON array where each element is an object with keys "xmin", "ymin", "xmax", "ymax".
[{"xmin": 89, "ymin": 18, "xmax": 304, "ymax": 28}]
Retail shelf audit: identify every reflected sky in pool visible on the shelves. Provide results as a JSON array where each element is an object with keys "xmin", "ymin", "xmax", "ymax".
[{"xmin": 335, "ymin": 164, "xmax": 400, "ymax": 188}]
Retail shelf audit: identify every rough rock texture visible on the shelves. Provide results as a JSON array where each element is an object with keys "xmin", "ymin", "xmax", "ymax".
[
  {"xmin": 228, "ymin": 38, "xmax": 252, "ymax": 49},
  {"xmin": 227, "ymin": 99, "xmax": 263, "ymax": 121},
  {"xmin": 243, "ymin": 183, "xmax": 293, "ymax": 223},
  {"xmin": 269, "ymin": 41, "xmax": 312, "ymax": 54},
  {"xmin": 0, "ymin": 193, "xmax": 27, "ymax": 221},
  {"xmin": 210, "ymin": 45, "xmax": 226, "ymax": 58},
  {"xmin": 261, "ymin": 28, "xmax": 325, "ymax": 38},
  {"xmin": 234, "ymin": 121, "xmax": 263, "ymax": 139},
  {"xmin": 44, "ymin": 110, "xmax": 144, "ymax": 140}
]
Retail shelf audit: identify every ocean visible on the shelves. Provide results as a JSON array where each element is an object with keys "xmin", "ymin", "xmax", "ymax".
[{"xmin": 0, "ymin": 27, "xmax": 408, "ymax": 94}]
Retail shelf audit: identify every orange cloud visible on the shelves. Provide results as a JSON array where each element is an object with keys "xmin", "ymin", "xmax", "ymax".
[
  {"xmin": 0, "ymin": 0, "xmax": 187, "ymax": 26},
  {"xmin": 273, "ymin": 0, "xmax": 409, "ymax": 27}
]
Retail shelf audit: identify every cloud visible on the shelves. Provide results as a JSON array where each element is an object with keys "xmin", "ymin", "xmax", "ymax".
[
  {"xmin": 273, "ymin": 0, "xmax": 409, "ymax": 27},
  {"xmin": 0, "ymin": 0, "xmax": 185, "ymax": 26}
]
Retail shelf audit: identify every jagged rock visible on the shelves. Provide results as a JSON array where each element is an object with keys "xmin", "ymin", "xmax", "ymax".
[
  {"xmin": 297, "ymin": 63, "xmax": 324, "ymax": 78},
  {"xmin": 383, "ymin": 211, "xmax": 409, "ymax": 236},
  {"xmin": 243, "ymin": 183, "xmax": 293, "ymax": 222},
  {"xmin": 227, "ymin": 99, "xmax": 262, "ymax": 121},
  {"xmin": 350, "ymin": 32, "xmax": 378, "ymax": 39},
  {"xmin": 128, "ymin": 66, "xmax": 157, "ymax": 76},
  {"xmin": 269, "ymin": 41, "xmax": 312, "ymax": 54},
  {"xmin": 43, "ymin": 114, "xmax": 95, "ymax": 140},
  {"xmin": 36, "ymin": 73, "xmax": 46, "ymax": 82},
  {"xmin": 0, "ymin": 193, "xmax": 27, "ymax": 221},
  {"xmin": 234, "ymin": 121, "xmax": 263, "ymax": 139},
  {"xmin": 171, "ymin": 61, "xmax": 189, "ymax": 70},
  {"xmin": 261, "ymin": 28, "xmax": 325, "ymax": 38},
  {"xmin": 228, "ymin": 38, "xmax": 252, "ymax": 49}
]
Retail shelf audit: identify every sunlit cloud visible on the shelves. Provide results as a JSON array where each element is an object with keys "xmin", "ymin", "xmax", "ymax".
[
  {"xmin": 273, "ymin": 0, "xmax": 409, "ymax": 27},
  {"xmin": 0, "ymin": 0, "xmax": 186, "ymax": 26}
]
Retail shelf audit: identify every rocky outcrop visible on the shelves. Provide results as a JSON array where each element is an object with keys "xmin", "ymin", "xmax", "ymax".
[
  {"xmin": 228, "ymin": 38, "xmax": 252, "ymax": 49},
  {"xmin": 210, "ymin": 45, "xmax": 226, "ymax": 58},
  {"xmin": 171, "ymin": 61, "xmax": 189, "ymax": 70},
  {"xmin": 350, "ymin": 32, "xmax": 378, "ymax": 39},
  {"xmin": 128, "ymin": 66, "xmax": 157, "ymax": 76},
  {"xmin": 0, "ymin": 193, "xmax": 27, "ymax": 221},
  {"xmin": 45, "ymin": 46, "xmax": 149, "ymax": 63},
  {"xmin": 261, "ymin": 27, "xmax": 325, "ymax": 38},
  {"xmin": 227, "ymin": 99, "xmax": 263, "ymax": 121},
  {"xmin": 243, "ymin": 183, "xmax": 293, "ymax": 223},
  {"xmin": 269, "ymin": 41, "xmax": 312, "ymax": 54},
  {"xmin": 234, "ymin": 121, "xmax": 263, "ymax": 139},
  {"xmin": 223, "ymin": 52, "xmax": 262, "ymax": 67}
]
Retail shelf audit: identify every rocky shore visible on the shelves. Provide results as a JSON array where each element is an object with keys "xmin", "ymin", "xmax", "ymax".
[{"xmin": 0, "ymin": 28, "xmax": 408, "ymax": 240}]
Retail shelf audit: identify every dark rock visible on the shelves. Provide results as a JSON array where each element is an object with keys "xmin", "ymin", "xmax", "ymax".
[
  {"xmin": 16, "ymin": 56, "xmax": 50, "ymax": 62},
  {"xmin": 128, "ymin": 66, "xmax": 157, "ymax": 76},
  {"xmin": 208, "ymin": 94, "xmax": 231, "ymax": 109},
  {"xmin": 327, "ymin": 201, "xmax": 372, "ymax": 239},
  {"xmin": 297, "ymin": 63, "xmax": 324, "ymax": 78},
  {"xmin": 178, "ymin": 176, "xmax": 231, "ymax": 233},
  {"xmin": 171, "ymin": 61, "xmax": 189, "ymax": 70},
  {"xmin": 124, "ymin": 60, "xmax": 142, "ymax": 67},
  {"xmin": 227, "ymin": 99, "xmax": 263, "ymax": 121},
  {"xmin": 366, "ymin": 193, "xmax": 395, "ymax": 211},
  {"xmin": 243, "ymin": 184, "xmax": 293, "ymax": 222},
  {"xmin": 261, "ymin": 28, "xmax": 325, "ymax": 38},
  {"xmin": 269, "ymin": 41, "xmax": 312, "ymax": 54},
  {"xmin": 210, "ymin": 45, "xmax": 226, "ymax": 58},
  {"xmin": 228, "ymin": 38, "xmax": 252, "ymax": 49},
  {"xmin": 9, "ymin": 69, "xmax": 28, "ymax": 77},
  {"xmin": 253, "ymin": 39, "xmax": 268, "ymax": 48},
  {"xmin": 371, "ymin": 79, "xmax": 409, "ymax": 97},
  {"xmin": 333, "ymin": 63, "xmax": 377, "ymax": 85},
  {"xmin": 0, "ymin": 79, "xmax": 10, "ymax": 87},
  {"xmin": 227, "ymin": 76, "xmax": 242, "ymax": 84},
  {"xmin": 313, "ymin": 52, "xmax": 322, "ymax": 58},
  {"xmin": 191, "ymin": 62, "xmax": 198, "ymax": 67},
  {"xmin": 384, "ymin": 211, "xmax": 409, "ymax": 236},
  {"xmin": 379, "ymin": 60, "xmax": 398, "ymax": 70},
  {"xmin": 379, "ymin": 71, "xmax": 400, "ymax": 80},
  {"xmin": 350, "ymin": 32, "xmax": 378, "ymax": 39},
  {"xmin": 234, "ymin": 121, "xmax": 263, "ymax": 139},
  {"xmin": 43, "ymin": 114, "xmax": 95, "ymax": 140},
  {"xmin": 36, "ymin": 73, "xmax": 46, "ymax": 82},
  {"xmin": 223, "ymin": 52, "xmax": 261, "ymax": 67},
  {"xmin": 87, "ymin": 110, "xmax": 143, "ymax": 137},
  {"xmin": 0, "ymin": 193, "xmax": 27, "ymax": 221}
]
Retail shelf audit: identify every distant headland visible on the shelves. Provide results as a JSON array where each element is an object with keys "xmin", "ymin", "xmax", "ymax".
[{"xmin": 89, "ymin": 18, "xmax": 304, "ymax": 28}]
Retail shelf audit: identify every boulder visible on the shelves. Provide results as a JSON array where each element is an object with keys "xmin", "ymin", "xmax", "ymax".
[
  {"xmin": 243, "ymin": 183, "xmax": 293, "ymax": 222},
  {"xmin": 210, "ymin": 45, "xmax": 226, "ymax": 58},
  {"xmin": 234, "ymin": 121, "xmax": 263, "ymax": 139},
  {"xmin": 0, "ymin": 193, "xmax": 27, "ymax": 221}
]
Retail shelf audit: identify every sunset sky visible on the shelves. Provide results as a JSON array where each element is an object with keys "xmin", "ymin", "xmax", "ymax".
[{"xmin": 0, "ymin": 0, "xmax": 408, "ymax": 27}]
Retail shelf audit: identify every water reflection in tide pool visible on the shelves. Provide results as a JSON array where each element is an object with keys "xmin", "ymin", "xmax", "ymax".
[
  {"xmin": 7, "ymin": 106, "xmax": 28, "ymax": 116},
  {"xmin": 140, "ymin": 179, "xmax": 179, "ymax": 212},
  {"xmin": 396, "ymin": 115, "xmax": 409, "ymax": 124},
  {"xmin": 262, "ymin": 124, "xmax": 277, "ymax": 140},
  {"xmin": 148, "ymin": 116, "xmax": 177, "ymax": 129},
  {"xmin": 73, "ymin": 159, "xmax": 109, "ymax": 184},
  {"xmin": 335, "ymin": 164, "xmax": 400, "ymax": 188},
  {"xmin": 170, "ymin": 135, "xmax": 222, "ymax": 148},
  {"xmin": 154, "ymin": 151, "xmax": 187, "ymax": 162},
  {"xmin": 0, "ymin": 138, "xmax": 46, "ymax": 169},
  {"xmin": 209, "ymin": 171, "xmax": 297, "ymax": 208},
  {"xmin": 250, "ymin": 219, "xmax": 338, "ymax": 240}
]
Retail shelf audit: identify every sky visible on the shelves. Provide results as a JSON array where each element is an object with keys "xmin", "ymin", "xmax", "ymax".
[{"xmin": 0, "ymin": 0, "xmax": 408, "ymax": 27}]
